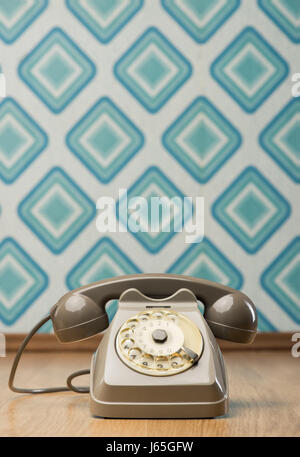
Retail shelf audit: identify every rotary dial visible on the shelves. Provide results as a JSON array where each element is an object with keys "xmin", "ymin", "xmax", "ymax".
[{"xmin": 116, "ymin": 309, "xmax": 203, "ymax": 376}]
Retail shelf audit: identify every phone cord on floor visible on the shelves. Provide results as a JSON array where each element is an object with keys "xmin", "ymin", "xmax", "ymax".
[{"xmin": 8, "ymin": 314, "xmax": 90, "ymax": 394}]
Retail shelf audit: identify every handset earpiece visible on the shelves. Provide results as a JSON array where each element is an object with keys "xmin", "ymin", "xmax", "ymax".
[
  {"xmin": 51, "ymin": 293, "xmax": 109, "ymax": 343},
  {"xmin": 204, "ymin": 292, "xmax": 257, "ymax": 343}
]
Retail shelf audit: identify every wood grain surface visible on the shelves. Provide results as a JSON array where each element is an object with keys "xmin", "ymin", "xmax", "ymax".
[{"xmin": 0, "ymin": 350, "xmax": 299, "ymax": 437}]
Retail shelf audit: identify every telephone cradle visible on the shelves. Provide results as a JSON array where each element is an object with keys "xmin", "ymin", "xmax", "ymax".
[{"xmin": 9, "ymin": 274, "xmax": 257, "ymax": 419}]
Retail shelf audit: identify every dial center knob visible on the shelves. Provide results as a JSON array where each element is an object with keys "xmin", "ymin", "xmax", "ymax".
[{"xmin": 152, "ymin": 328, "xmax": 168, "ymax": 343}]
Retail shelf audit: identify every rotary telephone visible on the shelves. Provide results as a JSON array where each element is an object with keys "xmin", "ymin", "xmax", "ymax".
[{"xmin": 9, "ymin": 274, "xmax": 257, "ymax": 418}]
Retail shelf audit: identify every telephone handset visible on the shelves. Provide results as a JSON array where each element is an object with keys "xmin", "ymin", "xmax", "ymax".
[{"xmin": 9, "ymin": 274, "xmax": 257, "ymax": 418}]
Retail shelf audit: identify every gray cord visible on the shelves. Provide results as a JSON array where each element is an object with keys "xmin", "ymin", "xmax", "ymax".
[
  {"xmin": 67, "ymin": 369, "xmax": 90, "ymax": 393},
  {"xmin": 9, "ymin": 314, "xmax": 90, "ymax": 394}
]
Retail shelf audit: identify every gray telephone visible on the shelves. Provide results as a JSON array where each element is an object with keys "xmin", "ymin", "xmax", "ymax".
[{"xmin": 9, "ymin": 274, "xmax": 257, "ymax": 418}]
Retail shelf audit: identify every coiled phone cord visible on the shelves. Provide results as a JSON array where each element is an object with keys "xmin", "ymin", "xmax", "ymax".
[{"xmin": 9, "ymin": 314, "xmax": 90, "ymax": 394}]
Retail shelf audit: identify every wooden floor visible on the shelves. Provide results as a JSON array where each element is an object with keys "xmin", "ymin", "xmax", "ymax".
[{"xmin": 0, "ymin": 350, "xmax": 299, "ymax": 437}]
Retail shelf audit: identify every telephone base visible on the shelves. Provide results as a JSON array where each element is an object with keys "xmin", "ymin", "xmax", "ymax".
[
  {"xmin": 89, "ymin": 288, "xmax": 230, "ymax": 419},
  {"xmin": 90, "ymin": 395, "xmax": 228, "ymax": 419}
]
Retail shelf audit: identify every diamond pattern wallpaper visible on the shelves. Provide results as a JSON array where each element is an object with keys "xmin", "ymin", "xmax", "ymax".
[{"xmin": 0, "ymin": 0, "xmax": 299, "ymax": 334}]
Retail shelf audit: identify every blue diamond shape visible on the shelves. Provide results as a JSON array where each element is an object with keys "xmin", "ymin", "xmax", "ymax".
[
  {"xmin": 211, "ymin": 27, "xmax": 289, "ymax": 112},
  {"xmin": 0, "ymin": 262, "xmax": 26, "ymax": 300},
  {"xmin": 163, "ymin": 97, "xmax": 241, "ymax": 182},
  {"xmin": 66, "ymin": 97, "xmax": 144, "ymax": 183},
  {"xmin": 185, "ymin": 121, "xmax": 218, "ymax": 158},
  {"xmin": 136, "ymin": 52, "xmax": 170, "ymax": 88},
  {"xmin": 18, "ymin": 167, "xmax": 96, "ymax": 254},
  {"xmin": 0, "ymin": 238, "xmax": 48, "ymax": 325},
  {"xmin": 0, "ymin": 124, "xmax": 25, "ymax": 156},
  {"xmin": 0, "ymin": 0, "xmax": 48, "ymax": 44},
  {"xmin": 18, "ymin": 28, "xmax": 96, "ymax": 113},
  {"xmin": 114, "ymin": 27, "xmax": 192, "ymax": 113},
  {"xmin": 232, "ymin": 50, "xmax": 267, "ymax": 88},
  {"xmin": 39, "ymin": 191, "xmax": 74, "ymax": 230},
  {"xmin": 116, "ymin": 166, "xmax": 192, "ymax": 253},
  {"xmin": 282, "ymin": 122, "xmax": 300, "ymax": 155},
  {"xmin": 40, "ymin": 52, "xmax": 74, "ymax": 89},
  {"xmin": 0, "ymin": 98, "xmax": 48, "ymax": 184},
  {"xmin": 89, "ymin": 0, "xmax": 120, "ymax": 16},
  {"xmin": 261, "ymin": 237, "xmax": 300, "ymax": 324},
  {"xmin": 162, "ymin": 0, "xmax": 240, "ymax": 43},
  {"xmin": 212, "ymin": 166, "xmax": 291, "ymax": 253},
  {"xmin": 89, "ymin": 122, "xmax": 121, "ymax": 157},
  {"xmin": 234, "ymin": 191, "xmax": 268, "ymax": 230},
  {"xmin": 258, "ymin": 0, "xmax": 300, "ymax": 43},
  {"xmin": 66, "ymin": 0, "xmax": 143, "ymax": 43},
  {"xmin": 167, "ymin": 237, "xmax": 243, "ymax": 289},
  {"xmin": 260, "ymin": 99, "xmax": 300, "ymax": 183}
]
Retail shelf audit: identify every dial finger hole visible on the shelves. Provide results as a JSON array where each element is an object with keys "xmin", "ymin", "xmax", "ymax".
[
  {"xmin": 155, "ymin": 357, "xmax": 169, "ymax": 370},
  {"xmin": 121, "ymin": 338, "xmax": 134, "ymax": 351},
  {"xmin": 127, "ymin": 319, "xmax": 138, "ymax": 329},
  {"xmin": 120, "ymin": 328, "xmax": 134, "ymax": 339},
  {"xmin": 138, "ymin": 354, "xmax": 154, "ymax": 368},
  {"xmin": 151, "ymin": 312, "xmax": 163, "ymax": 319},
  {"xmin": 139, "ymin": 313, "xmax": 150, "ymax": 321},
  {"xmin": 166, "ymin": 313, "xmax": 177, "ymax": 321},
  {"xmin": 128, "ymin": 348, "xmax": 142, "ymax": 360},
  {"xmin": 170, "ymin": 354, "xmax": 184, "ymax": 368}
]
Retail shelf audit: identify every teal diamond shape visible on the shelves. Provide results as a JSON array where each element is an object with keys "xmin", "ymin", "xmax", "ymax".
[
  {"xmin": 0, "ymin": 262, "xmax": 26, "ymax": 300},
  {"xmin": 114, "ymin": 27, "xmax": 192, "ymax": 113},
  {"xmin": 0, "ymin": 0, "xmax": 48, "ymax": 44},
  {"xmin": 162, "ymin": 0, "xmax": 240, "ymax": 43},
  {"xmin": 232, "ymin": 50, "xmax": 267, "ymax": 88},
  {"xmin": 163, "ymin": 97, "xmax": 241, "ymax": 182},
  {"xmin": 66, "ymin": 0, "xmax": 143, "ymax": 43},
  {"xmin": 167, "ymin": 237, "xmax": 243, "ymax": 289},
  {"xmin": 258, "ymin": 0, "xmax": 300, "ymax": 43},
  {"xmin": 234, "ymin": 191, "xmax": 268, "ymax": 230},
  {"xmin": 0, "ymin": 238, "xmax": 48, "ymax": 325},
  {"xmin": 18, "ymin": 27, "xmax": 96, "ymax": 113},
  {"xmin": 39, "ymin": 191, "xmax": 74, "ymax": 230},
  {"xmin": 0, "ymin": 98, "xmax": 47, "ymax": 184},
  {"xmin": 89, "ymin": 122, "xmax": 121, "ymax": 158},
  {"xmin": 211, "ymin": 27, "xmax": 289, "ymax": 112},
  {"xmin": 136, "ymin": 52, "xmax": 170, "ymax": 88},
  {"xmin": 66, "ymin": 237, "xmax": 141, "ymax": 322},
  {"xmin": 0, "ymin": 124, "xmax": 25, "ymax": 156},
  {"xmin": 18, "ymin": 167, "xmax": 96, "ymax": 254},
  {"xmin": 261, "ymin": 237, "xmax": 300, "ymax": 324},
  {"xmin": 212, "ymin": 166, "xmax": 291, "ymax": 253},
  {"xmin": 66, "ymin": 97, "xmax": 144, "ymax": 183},
  {"xmin": 260, "ymin": 99, "xmax": 300, "ymax": 182},
  {"xmin": 282, "ymin": 121, "xmax": 300, "ymax": 155},
  {"xmin": 185, "ymin": 121, "xmax": 218, "ymax": 158},
  {"xmin": 39, "ymin": 52, "xmax": 74, "ymax": 89},
  {"xmin": 116, "ymin": 166, "xmax": 192, "ymax": 253}
]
